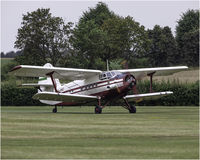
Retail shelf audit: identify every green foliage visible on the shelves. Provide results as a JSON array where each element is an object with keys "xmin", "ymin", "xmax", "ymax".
[
  {"xmin": 147, "ymin": 25, "xmax": 178, "ymax": 67},
  {"xmin": 102, "ymin": 16, "xmax": 150, "ymax": 62},
  {"xmin": 1, "ymin": 80, "xmax": 198, "ymax": 106},
  {"xmin": 79, "ymin": 2, "xmax": 114, "ymax": 26},
  {"xmin": 0, "ymin": 58, "xmax": 14, "ymax": 69},
  {"xmin": 176, "ymin": 9, "xmax": 199, "ymax": 66},
  {"xmin": 15, "ymin": 8, "xmax": 73, "ymax": 66},
  {"xmin": 109, "ymin": 58, "xmax": 124, "ymax": 70},
  {"xmin": 136, "ymin": 80, "xmax": 199, "ymax": 106},
  {"xmin": 1, "ymin": 60, "xmax": 19, "ymax": 81},
  {"xmin": 1, "ymin": 83, "xmax": 44, "ymax": 106},
  {"xmin": 69, "ymin": 2, "xmax": 149, "ymax": 69}
]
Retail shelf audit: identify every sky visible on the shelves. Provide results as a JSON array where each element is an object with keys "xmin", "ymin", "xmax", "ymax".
[{"xmin": 1, "ymin": 0, "xmax": 199, "ymax": 53}]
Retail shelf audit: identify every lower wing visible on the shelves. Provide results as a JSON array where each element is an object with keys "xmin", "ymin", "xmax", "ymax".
[
  {"xmin": 124, "ymin": 91, "xmax": 173, "ymax": 102},
  {"xmin": 33, "ymin": 92, "xmax": 98, "ymax": 103}
]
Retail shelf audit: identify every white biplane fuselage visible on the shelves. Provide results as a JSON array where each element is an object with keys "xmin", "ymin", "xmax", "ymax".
[{"xmin": 39, "ymin": 70, "xmax": 131, "ymax": 106}]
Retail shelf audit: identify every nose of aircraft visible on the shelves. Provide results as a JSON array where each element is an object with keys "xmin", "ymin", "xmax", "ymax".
[{"xmin": 124, "ymin": 74, "xmax": 136, "ymax": 90}]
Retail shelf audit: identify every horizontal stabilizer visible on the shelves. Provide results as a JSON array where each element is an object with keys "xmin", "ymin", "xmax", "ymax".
[
  {"xmin": 33, "ymin": 92, "xmax": 98, "ymax": 103},
  {"xmin": 21, "ymin": 83, "xmax": 53, "ymax": 87},
  {"xmin": 125, "ymin": 91, "xmax": 173, "ymax": 102}
]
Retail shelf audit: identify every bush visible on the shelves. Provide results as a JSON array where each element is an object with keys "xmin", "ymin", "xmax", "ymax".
[
  {"xmin": 135, "ymin": 80, "xmax": 199, "ymax": 106},
  {"xmin": 1, "ymin": 81, "xmax": 199, "ymax": 106},
  {"xmin": 1, "ymin": 60, "xmax": 19, "ymax": 81},
  {"xmin": 1, "ymin": 83, "xmax": 44, "ymax": 106}
]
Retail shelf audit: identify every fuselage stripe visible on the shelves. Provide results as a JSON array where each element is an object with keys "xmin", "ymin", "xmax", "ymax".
[{"xmin": 61, "ymin": 79, "xmax": 124, "ymax": 94}]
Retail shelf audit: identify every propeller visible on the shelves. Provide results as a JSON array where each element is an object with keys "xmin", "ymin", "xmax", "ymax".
[{"xmin": 121, "ymin": 59, "xmax": 141, "ymax": 102}]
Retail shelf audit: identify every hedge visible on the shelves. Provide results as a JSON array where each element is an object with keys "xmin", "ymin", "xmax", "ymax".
[
  {"xmin": 135, "ymin": 80, "xmax": 199, "ymax": 106},
  {"xmin": 1, "ymin": 81, "xmax": 199, "ymax": 106},
  {"xmin": 1, "ymin": 83, "xmax": 44, "ymax": 106}
]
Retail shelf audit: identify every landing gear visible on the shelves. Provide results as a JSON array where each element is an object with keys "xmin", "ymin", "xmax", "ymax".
[
  {"xmin": 129, "ymin": 104, "xmax": 136, "ymax": 113},
  {"xmin": 123, "ymin": 97, "xmax": 136, "ymax": 114},
  {"xmin": 52, "ymin": 106, "xmax": 57, "ymax": 113},
  {"xmin": 95, "ymin": 105, "xmax": 102, "ymax": 114}
]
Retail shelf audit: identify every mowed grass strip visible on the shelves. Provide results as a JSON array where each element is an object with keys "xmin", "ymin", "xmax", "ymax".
[{"xmin": 1, "ymin": 106, "xmax": 199, "ymax": 159}]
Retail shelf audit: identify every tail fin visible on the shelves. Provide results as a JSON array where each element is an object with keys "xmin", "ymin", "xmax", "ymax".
[
  {"xmin": 38, "ymin": 77, "xmax": 53, "ymax": 92},
  {"xmin": 38, "ymin": 63, "xmax": 61, "ymax": 92}
]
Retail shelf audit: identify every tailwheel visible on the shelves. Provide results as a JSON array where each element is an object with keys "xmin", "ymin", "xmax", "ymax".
[
  {"xmin": 52, "ymin": 106, "xmax": 57, "ymax": 113},
  {"xmin": 129, "ymin": 104, "xmax": 136, "ymax": 113},
  {"xmin": 95, "ymin": 105, "xmax": 102, "ymax": 114}
]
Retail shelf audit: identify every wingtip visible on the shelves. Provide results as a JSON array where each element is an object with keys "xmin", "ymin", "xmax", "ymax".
[
  {"xmin": 166, "ymin": 91, "xmax": 173, "ymax": 94},
  {"xmin": 9, "ymin": 65, "xmax": 22, "ymax": 72}
]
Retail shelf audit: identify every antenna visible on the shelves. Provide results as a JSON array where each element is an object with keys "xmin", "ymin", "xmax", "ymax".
[{"xmin": 106, "ymin": 59, "xmax": 109, "ymax": 71}]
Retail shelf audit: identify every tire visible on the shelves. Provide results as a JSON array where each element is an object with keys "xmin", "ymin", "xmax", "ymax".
[
  {"xmin": 52, "ymin": 108, "xmax": 57, "ymax": 113},
  {"xmin": 129, "ymin": 104, "xmax": 136, "ymax": 113},
  {"xmin": 95, "ymin": 105, "xmax": 102, "ymax": 114}
]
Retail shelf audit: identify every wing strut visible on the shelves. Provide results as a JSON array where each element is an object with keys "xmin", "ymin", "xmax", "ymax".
[
  {"xmin": 147, "ymin": 71, "xmax": 156, "ymax": 93},
  {"xmin": 46, "ymin": 71, "xmax": 59, "ymax": 93}
]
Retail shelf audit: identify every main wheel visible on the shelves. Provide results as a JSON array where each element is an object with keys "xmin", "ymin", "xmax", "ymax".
[
  {"xmin": 52, "ymin": 107, "xmax": 57, "ymax": 113},
  {"xmin": 129, "ymin": 104, "xmax": 136, "ymax": 113},
  {"xmin": 95, "ymin": 105, "xmax": 102, "ymax": 114}
]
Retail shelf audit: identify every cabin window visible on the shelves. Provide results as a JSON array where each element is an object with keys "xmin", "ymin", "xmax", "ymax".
[
  {"xmin": 93, "ymin": 83, "xmax": 97, "ymax": 88},
  {"xmin": 106, "ymin": 72, "xmax": 112, "ymax": 79},
  {"xmin": 99, "ymin": 72, "xmax": 114, "ymax": 80},
  {"xmin": 81, "ymin": 86, "xmax": 86, "ymax": 91},
  {"xmin": 89, "ymin": 84, "xmax": 93, "ymax": 89},
  {"xmin": 111, "ymin": 72, "xmax": 115, "ymax": 76}
]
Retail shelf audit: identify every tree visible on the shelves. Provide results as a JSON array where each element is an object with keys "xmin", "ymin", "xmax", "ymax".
[
  {"xmin": 147, "ymin": 25, "xmax": 178, "ymax": 67},
  {"xmin": 15, "ymin": 8, "xmax": 73, "ymax": 66},
  {"xmin": 70, "ymin": 2, "xmax": 149, "ymax": 69},
  {"xmin": 176, "ymin": 9, "xmax": 199, "ymax": 66},
  {"xmin": 102, "ymin": 16, "xmax": 149, "ymax": 63},
  {"xmin": 1, "ymin": 52, "xmax": 5, "ymax": 58}
]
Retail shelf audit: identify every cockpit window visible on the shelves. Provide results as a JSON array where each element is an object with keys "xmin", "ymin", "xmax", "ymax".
[
  {"xmin": 99, "ymin": 71, "xmax": 116, "ymax": 80},
  {"xmin": 106, "ymin": 72, "xmax": 112, "ymax": 79},
  {"xmin": 111, "ymin": 72, "xmax": 115, "ymax": 76}
]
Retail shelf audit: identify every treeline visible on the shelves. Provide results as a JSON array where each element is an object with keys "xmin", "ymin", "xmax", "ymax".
[
  {"xmin": 1, "ymin": 51, "xmax": 22, "ymax": 58},
  {"xmin": 2, "ymin": 2, "xmax": 199, "ymax": 69},
  {"xmin": 1, "ymin": 81, "xmax": 198, "ymax": 106}
]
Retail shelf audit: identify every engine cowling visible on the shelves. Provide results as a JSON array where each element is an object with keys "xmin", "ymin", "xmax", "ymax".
[{"xmin": 124, "ymin": 74, "xmax": 136, "ymax": 89}]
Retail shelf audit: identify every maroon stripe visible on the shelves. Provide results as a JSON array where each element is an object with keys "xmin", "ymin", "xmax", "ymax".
[
  {"xmin": 9, "ymin": 65, "xmax": 22, "ymax": 72},
  {"xmin": 61, "ymin": 80, "xmax": 110, "ymax": 93},
  {"xmin": 62, "ymin": 80, "xmax": 123, "ymax": 94}
]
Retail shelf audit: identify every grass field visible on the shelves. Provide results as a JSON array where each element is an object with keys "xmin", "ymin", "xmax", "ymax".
[{"xmin": 1, "ymin": 106, "xmax": 199, "ymax": 159}]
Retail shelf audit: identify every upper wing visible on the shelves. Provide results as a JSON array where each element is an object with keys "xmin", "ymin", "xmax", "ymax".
[
  {"xmin": 9, "ymin": 64, "xmax": 102, "ymax": 80},
  {"xmin": 125, "ymin": 91, "xmax": 173, "ymax": 102},
  {"xmin": 116, "ymin": 66, "xmax": 188, "ymax": 79},
  {"xmin": 33, "ymin": 92, "xmax": 98, "ymax": 103}
]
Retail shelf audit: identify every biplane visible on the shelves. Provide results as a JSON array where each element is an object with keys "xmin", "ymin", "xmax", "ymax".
[{"xmin": 9, "ymin": 63, "xmax": 188, "ymax": 114}]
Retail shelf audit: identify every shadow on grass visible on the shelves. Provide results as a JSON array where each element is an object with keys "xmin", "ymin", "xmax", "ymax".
[{"xmin": 56, "ymin": 112, "xmax": 129, "ymax": 115}]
